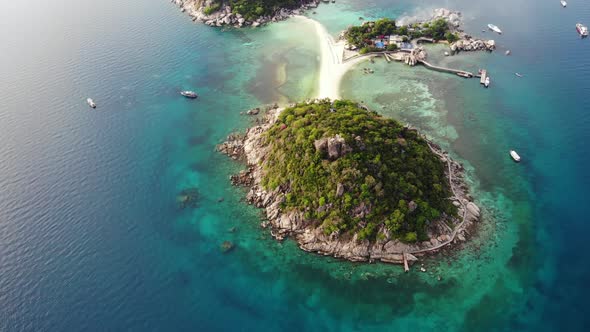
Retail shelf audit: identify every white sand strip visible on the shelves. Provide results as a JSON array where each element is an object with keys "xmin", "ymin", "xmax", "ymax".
[{"xmin": 293, "ymin": 16, "xmax": 371, "ymax": 100}]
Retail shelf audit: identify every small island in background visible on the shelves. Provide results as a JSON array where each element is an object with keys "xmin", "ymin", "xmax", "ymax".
[
  {"xmin": 172, "ymin": 0, "xmax": 320, "ymax": 27},
  {"xmin": 219, "ymin": 100, "xmax": 480, "ymax": 265},
  {"xmin": 341, "ymin": 9, "xmax": 496, "ymax": 62}
]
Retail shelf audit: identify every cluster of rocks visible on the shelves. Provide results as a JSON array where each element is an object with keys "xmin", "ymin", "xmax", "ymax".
[
  {"xmin": 404, "ymin": 47, "xmax": 427, "ymax": 66},
  {"xmin": 217, "ymin": 133, "xmax": 245, "ymax": 160},
  {"xmin": 246, "ymin": 108, "xmax": 260, "ymax": 115},
  {"xmin": 398, "ymin": 8, "xmax": 461, "ymax": 30},
  {"xmin": 450, "ymin": 37, "xmax": 496, "ymax": 53},
  {"xmin": 176, "ymin": 188, "xmax": 200, "ymax": 209},
  {"xmin": 220, "ymin": 240, "xmax": 235, "ymax": 253},
  {"xmin": 431, "ymin": 8, "xmax": 462, "ymax": 29},
  {"xmin": 171, "ymin": 0, "xmax": 319, "ymax": 28},
  {"xmin": 429, "ymin": 9, "xmax": 496, "ymax": 53},
  {"xmin": 242, "ymin": 103, "xmax": 279, "ymax": 115},
  {"xmin": 217, "ymin": 103, "xmax": 481, "ymax": 266},
  {"xmin": 313, "ymin": 134, "xmax": 352, "ymax": 160}
]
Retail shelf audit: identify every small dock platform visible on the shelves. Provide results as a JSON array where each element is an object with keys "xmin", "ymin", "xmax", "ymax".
[{"xmin": 479, "ymin": 69, "xmax": 488, "ymax": 84}]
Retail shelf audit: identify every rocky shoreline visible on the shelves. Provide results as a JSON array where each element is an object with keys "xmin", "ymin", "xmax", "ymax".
[
  {"xmin": 449, "ymin": 34, "xmax": 496, "ymax": 53},
  {"xmin": 424, "ymin": 9, "xmax": 496, "ymax": 53},
  {"xmin": 218, "ymin": 103, "xmax": 481, "ymax": 265},
  {"xmin": 171, "ymin": 0, "xmax": 319, "ymax": 28},
  {"xmin": 342, "ymin": 8, "xmax": 496, "ymax": 59}
]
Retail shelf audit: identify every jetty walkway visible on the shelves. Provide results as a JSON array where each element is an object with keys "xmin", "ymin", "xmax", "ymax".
[
  {"xmin": 342, "ymin": 50, "xmax": 487, "ymax": 86},
  {"xmin": 412, "ymin": 37, "xmax": 435, "ymax": 45},
  {"xmin": 418, "ymin": 60, "xmax": 474, "ymax": 77}
]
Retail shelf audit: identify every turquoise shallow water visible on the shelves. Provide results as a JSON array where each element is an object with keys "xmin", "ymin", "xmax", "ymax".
[{"xmin": 1, "ymin": 0, "xmax": 589, "ymax": 330}]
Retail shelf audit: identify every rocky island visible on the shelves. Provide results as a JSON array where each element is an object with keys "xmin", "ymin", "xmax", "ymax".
[
  {"xmin": 219, "ymin": 100, "xmax": 480, "ymax": 265},
  {"xmin": 172, "ymin": 0, "xmax": 320, "ymax": 27},
  {"xmin": 342, "ymin": 9, "xmax": 496, "ymax": 58}
]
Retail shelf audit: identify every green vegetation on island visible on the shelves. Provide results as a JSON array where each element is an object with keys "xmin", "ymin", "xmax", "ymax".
[
  {"xmin": 344, "ymin": 18, "xmax": 460, "ymax": 54},
  {"xmin": 260, "ymin": 100, "xmax": 457, "ymax": 242},
  {"xmin": 205, "ymin": 0, "xmax": 310, "ymax": 21}
]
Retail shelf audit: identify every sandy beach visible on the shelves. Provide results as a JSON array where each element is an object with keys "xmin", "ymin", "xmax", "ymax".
[{"xmin": 294, "ymin": 16, "xmax": 371, "ymax": 100}]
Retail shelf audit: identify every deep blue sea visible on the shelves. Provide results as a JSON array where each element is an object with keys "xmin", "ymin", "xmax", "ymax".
[{"xmin": 1, "ymin": 0, "xmax": 589, "ymax": 331}]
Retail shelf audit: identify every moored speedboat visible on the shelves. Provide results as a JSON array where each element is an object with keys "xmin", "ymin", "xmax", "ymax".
[
  {"xmin": 576, "ymin": 23, "xmax": 589, "ymax": 37},
  {"xmin": 86, "ymin": 98, "xmax": 96, "ymax": 108},
  {"xmin": 484, "ymin": 76, "xmax": 490, "ymax": 87},
  {"xmin": 488, "ymin": 24, "xmax": 502, "ymax": 34},
  {"xmin": 510, "ymin": 150, "xmax": 521, "ymax": 162},
  {"xmin": 561, "ymin": 0, "xmax": 567, "ymax": 7},
  {"xmin": 180, "ymin": 90, "xmax": 198, "ymax": 99}
]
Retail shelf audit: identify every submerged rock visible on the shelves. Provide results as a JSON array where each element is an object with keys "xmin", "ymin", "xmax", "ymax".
[
  {"xmin": 220, "ymin": 241, "xmax": 235, "ymax": 253},
  {"xmin": 246, "ymin": 108, "xmax": 260, "ymax": 115},
  {"xmin": 177, "ymin": 188, "xmax": 200, "ymax": 209}
]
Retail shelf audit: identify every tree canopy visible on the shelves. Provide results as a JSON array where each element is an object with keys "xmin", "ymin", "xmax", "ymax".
[
  {"xmin": 206, "ymin": 0, "xmax": 308, "ymax": 21},
  {"xmin": 261, "ymin": 100, "xmax": 457, "ymax": 242},
  {"xmin": 345, "ymin": 18, "xmax": 459, "ymax": 51}
]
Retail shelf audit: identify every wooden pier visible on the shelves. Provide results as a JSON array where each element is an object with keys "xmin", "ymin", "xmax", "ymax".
[
  {"xmin": 343, "ymin": 50, "xmax": 488, "ymax": 88},
  {"xmin": 418, "ymin": 60, "xmax": 473, "ymax": 77},
  {"xmin": 479, "ymin": 69, "xmax": 488, "ymax": 84}
]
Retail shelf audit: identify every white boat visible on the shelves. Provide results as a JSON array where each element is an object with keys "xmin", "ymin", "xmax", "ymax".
[
  {"xmin": 484, "ymin": 76, "xmax": 490, "ymax": 87},
  {"xmin": 488, "ymin": 24, "xmax": 502, "ymax": 34},
  {"xmin": 180, "ymin": 90, "xmax": 198, "ymax": 99},
  {"xmin": 86, "ymin": 98, "xmax": 96, "ymax": 108},
  {"xmin": 576, "ymin": 23, "xmax": 589, "ymax": 37},
  {"xmin": 510, "ymin": 150, "xmax": 521, "ymax": 162},
  {"xmin": 515, "ymin": 73, "xmax": 523, "ymax": 78},
  {"xmin": 561, "ymin": 0, "xmax": 567, "ymax": 7}
]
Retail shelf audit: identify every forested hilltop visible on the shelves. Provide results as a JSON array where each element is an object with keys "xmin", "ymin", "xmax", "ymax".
[
  {"xmin": 172, "ymin": 0, "xmax": 318, "ymax": 27},
  {"xmin": 262, "ymin": 100, "xmax": 456, "ymax": 242},
  {"xmin": 212, "ymin": 0, "xmax": 307, "ymax": 20},
  {"xmin": 219, "ymin": 100, "xmax": 480, "ymax": 264}
]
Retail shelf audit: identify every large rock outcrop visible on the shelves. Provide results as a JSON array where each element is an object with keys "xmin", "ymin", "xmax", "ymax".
[
  {"xmin": 450, "ymin": 38, "xmax": 496, "ymax": 52},
  {"xmin": 314, "ymin": 134, "xmax": 352, "ymax": 160},
  {"xmin": 431, "ymin": 8, "xmax": 462, "ymax": 28}
]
